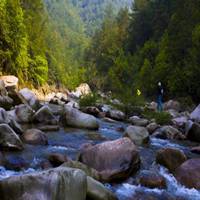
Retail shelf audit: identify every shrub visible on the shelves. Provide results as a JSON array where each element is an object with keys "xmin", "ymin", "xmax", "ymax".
[
  {"xmin": 143, "ymin": 110, "xmax": 172, "ymax": 125},
  {"xmin": 79, "ymin": 93, "xmax": 98, "ymax": 107}
]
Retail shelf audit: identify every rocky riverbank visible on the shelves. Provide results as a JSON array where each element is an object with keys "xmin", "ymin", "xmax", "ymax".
[{"xmin": 0, "ymin": 76, "xmax": 200, "ymax": 200}]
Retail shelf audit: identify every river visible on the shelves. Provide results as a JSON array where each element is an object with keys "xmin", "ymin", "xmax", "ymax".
[{"xmin": 0, "ymin": 119, "xmax": 200, "ymax": 199}]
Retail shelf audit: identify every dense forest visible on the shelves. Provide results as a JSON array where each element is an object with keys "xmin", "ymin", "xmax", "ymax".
[{"xmin": 0, "ymin": 0, "xmax": 200, "ymax": 103}]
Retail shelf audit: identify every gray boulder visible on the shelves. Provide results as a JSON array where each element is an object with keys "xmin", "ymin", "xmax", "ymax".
[
  {"xmin": 12, "ymin": 104, "xmax": 34, "ymax": 123},
  {"xmin": 172, "ymin": 116, "xmax": 188, "ymax": 129},
  {"xmin": 0, "ymin": 124, "xmax": 23, "ymax": 150},
  {"xmin": 152, "ymin": 126, "xmax": 185, "ymax": 140},
  {"xmin": 187, "ymin": 122, "xmax": 200, "ymax": 142},
  {"xmin": 164, "ymin": 100, "xmax": 181, "ymax": 112},
  {"xmin": 0, "ymin": 108, "xmax": 10, "ymax": 124},
  {"xmin": 107, "ymin": 109, "xmax": 125, "ymax": 121},
  {"xmin": 33, "ymin": 105, "xmax": 58, "ymax": 125},
  {"xmin": 175, "ymin": 158, "xmax": 200, "ymax": 189},
  {"xmin": 138, "ymin": 170, "xmax": 166, "ymax": 189},
  {"xmin": 0, "ymin": 167, "xmax": 87, "ymax": 200},
  {"xmin": 124, "ymin": 125, "xmax": 149, "ymax": 145},
  {"xmin": 71, "ymin": 83, "xmax": 91, "ymax": 98},
  {"xmin": 129, "ymin": 116, "xmax": 149, "ymax": 126},
  {"xmin": 79, "ymin": 138, "xmax": 140, "ymax": 182},
  {"xmin": 0, "ymin": 95, "xmax": 13, "ymax": 110},
  {"xmin": 62, "ymin": 160, "xmax": 101, "ymax": 181},
  {"xmin": 0, "ymin": 75, "xmax": 18, "ymax": 90},
  {"xmin": 62, "ymin": 105, "xmax": 99, "ymax": 130},
  {"xmin": 22, "ymin": 129, "xmax": 48, "ymax": 145},
  {"xmin": 156, "ymin": 148, "xmax": 187, "ymax": 172},
  {"xmin": 147, "ymin": 122, "xmax": 160, "ymax": 134},
  {"xmin": 19, "ymin": 88, "xmax": 38, "ymax": 109},
  {"xmin": 87, "ymin": 176, "xmax": 117, "ymax": 200},
  {"xmin": 9, "ymin": 119, "xmax": 23, "ymax": 135},
  {"xmin": 190, "ymin": 104, "xmax": 200, "ymax": 123}
]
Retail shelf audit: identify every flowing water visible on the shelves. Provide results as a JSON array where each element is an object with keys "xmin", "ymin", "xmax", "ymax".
[{"xmin": 0, "ymin": 119, "xmax": 200, "ymax": 199}]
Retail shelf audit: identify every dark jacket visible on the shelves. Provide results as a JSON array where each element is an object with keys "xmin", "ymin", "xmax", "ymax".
[{"xmin": 157, "ymin": 85, "xmax": 164, "ymax": 96}]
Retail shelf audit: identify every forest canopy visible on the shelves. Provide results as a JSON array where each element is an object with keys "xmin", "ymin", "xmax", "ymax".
[{"xmin": 0, "ymin": 0, "xmax": 200, "ymax": 103}]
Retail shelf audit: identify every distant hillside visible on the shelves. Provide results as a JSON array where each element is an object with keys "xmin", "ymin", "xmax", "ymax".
[{"xmin": 70, "ymin": 0, "xmax": 133, "ymax": 35}]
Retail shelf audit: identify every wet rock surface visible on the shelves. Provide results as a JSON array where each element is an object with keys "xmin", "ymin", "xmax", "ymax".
[
  {"xmin": 156, "ymin": 148, "xmax": 187, "ymax": 172},
  {"xmin": 79, "ymin": 138, "xmax": 140, "ymax": 182}
]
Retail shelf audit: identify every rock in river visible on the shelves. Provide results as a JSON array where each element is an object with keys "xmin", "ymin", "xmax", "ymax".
[
  {"xmin": 87, "ymin": 176, "xmax": 117, "ymax": 200},
  {"xmin": 175, "ymin": 158, "xmax": 200, "ymax": 189},
  {"xmin": 0, "ymin": 167, "xmax": 87, "ymax": 200},
  {"xmin": 156, "ymin": 148, "xmax": 187, "ymax": 172},
  {"xmin": 79, "ymin": 137, "xmax": 140, "ymax": 182},
  {"xmin": 22, "ymin": 129, "xmax": 48, "ymax": 145},
  {"xmin": 124, "ymin": 125, "xmax": 149, "ymax": 145},
  {"xmin": 62, "ymin": 105, "xmax": 99, "ymax": 130},
  {"xmin": 0, "ymin": 124, "xmax": 23, "ymax": 150}
]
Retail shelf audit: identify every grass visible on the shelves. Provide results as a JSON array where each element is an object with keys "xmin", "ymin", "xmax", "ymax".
[{"xmin": 142, "ymin": 109, "xmax": 172, "ymax": 125}]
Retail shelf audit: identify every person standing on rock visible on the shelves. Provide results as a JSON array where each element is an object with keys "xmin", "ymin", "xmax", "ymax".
[{"xmin": 157, "ymin": 82, "xmax": 164, "ymax": 112}]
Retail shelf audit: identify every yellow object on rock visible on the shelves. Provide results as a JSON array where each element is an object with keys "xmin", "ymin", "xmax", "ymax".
[{"xmin": 137, "ymin": 89, "xmax": 141, "ymax": 96}]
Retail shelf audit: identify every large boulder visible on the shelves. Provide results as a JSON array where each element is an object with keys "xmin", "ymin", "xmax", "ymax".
[
  {"xmin": 8, "ymin": 119, "xmax": 23, "ymax": 135},
  {"xmin": 0, "ymin": 80, "xmax": 8, "ymax": 96},
  {"xmin": 71, "ymin": 83, "xmax": 92, "ymax": 98},
  {"xmin": 156, "ymin": 148, "xmax": 187, "ymax": 172},
  {"xmin": 167, "ymin": 109, "xmax": 180, "ymax": 118},
  {"xmin": 124, "ymin": 126, "xmax": 149, "ymax": 145},
  {"xmin": 9, "ymin": 104, "xmax": 34, "ymax": 123},
  {"xmin": 0, "ymin": 76, "xmax": 18, "ymax": 90},
  {"xmin": 129, "ymin": 116, "xmax": 149, "ymax": 127},
  {"xmin": 7, "ymin": 90, "xmax": 23, "ymax": 106},
  {"xmin": 62, "ymin": 105, "xmax": 99, "ymax": 130},
  {"xmin": 0, "ymin": 108, "xmax": 10, "ymax": 124},
  {"xmin": 138, "ymin": 170, "xmax": 166, "ymax": 189},
  {"xmin": 22, "ymin": 129, "xmax": 48, "ymax": 145},
  {"xmin": 0, "ymin": 108, "xmax": 23, "ymax": 134},
  {"xmin": 164, "ymin": 100, "xmax": 181, "ymax": 112},
  {"xmin": 48, "ymin": 153, "xmax": 68, "ymax": 167},
  {"xmin": 107, "ymin": 109, "xmax": 125, "ymax": 121},
  {"xmin": 79, "ymin": 138, "xmax": 140, "ymax": 182},
  {"xmin": 0, "ymin": 95, "xmax": 13, "ymax": 110},
  {"xmin": 0, "ymin": 124, "xmax": 23, "ymax": 150},
  {"xmin": 152, "ymin": 126, "xmax": 185, "ymax": 140},
  {"xmin": 19, "ymin": 88, "xmax": 39, "ymax": 109},
  {"xmin": 147, "ymin": 122, "xmax": 160, "ymax": 134},
  {"xmin": 33, "ymin": 105, "xmax": 58, "ymax": 125},
  {"xmin": 175, "ymin": 158, "xmax": 200, "ymax": 189},
  {"xmin": 190, "ymin": 104, "xmax": 200, "ymax": 123},
  {"xmin": 187, "ymin": 122, "xmax": 200, "ymax": 142},
  {"xmin": 81, "ymin": 106, "xmax": 100, "ymax": 117},
  {"xmin": 62, "ymin": 160, "xmax": 101, "ymax": 181},
  {"xmin": 172, "ymin": 116, "xmax": 188, "ymax": 129},
  {"xmin": 87, "ymin": 176, "xmax": 117, "ymax": 200},
  {"xmin": 0, "ymin": 167, "xmax": 87, "ymax": 200}
]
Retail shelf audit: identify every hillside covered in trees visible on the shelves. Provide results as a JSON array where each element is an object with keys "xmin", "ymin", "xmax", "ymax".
[{"xmin": 0, "ymin": 0, "xmax": 200, "ymax": 103}]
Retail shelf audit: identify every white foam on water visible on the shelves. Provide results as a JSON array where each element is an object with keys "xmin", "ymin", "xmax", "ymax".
[
  {"xmin": 116, "ymin": 183, "xmax": 165, "ymax": 199},
  {"xmin": 0, "ymin": 166, "xmax": 35, "ymax": 180},
  {"xmin": 115, "ymin": 166, "xmax": 200, "ymax": 200},
  {"xmin": 159, "ymin": 166, "xmax": 200, "ymax": 200},
  {"xmin": 151, "ymin": 138, "xmax": 187, "ymax": 150},
  {"xmin": 48, "ymin": 145, "xmax": 73, "ymax": 151}
]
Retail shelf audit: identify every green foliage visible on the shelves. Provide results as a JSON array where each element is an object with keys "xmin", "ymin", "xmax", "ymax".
[
  {"xmin": 0, "ymin": 0, "xmax": 29, "ymax": 82},
  {"xmin": 70, "ymin": 0, "xmax": 132, "ymax": 35},
  {"xmin": 143, "ymin": 110, "xmax": 172, "ymax": 125},
  {"xmin": 79, "ymin": 93, "xmax": 98, "ymax": 108}
]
